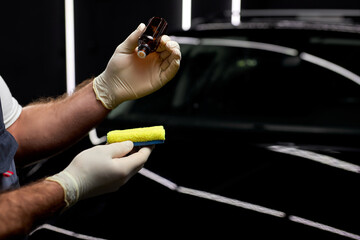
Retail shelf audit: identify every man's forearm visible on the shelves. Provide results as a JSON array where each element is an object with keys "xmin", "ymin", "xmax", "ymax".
[
  {"xmin": 0, "ymin": 180, "xmax": 66, "ymax": 239},
  {"xmin": 8, "ymin": 79, "xmax": 110, "ymax": 166}
]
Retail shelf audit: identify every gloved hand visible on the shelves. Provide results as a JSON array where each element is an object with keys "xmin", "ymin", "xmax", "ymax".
[
  {"xmin": 46, "ymin": 141, "xmax": 152, "ymax": 208},
  {"xmin": 93, "ymin": 23, "xmax": 181, "ymax": 109}
]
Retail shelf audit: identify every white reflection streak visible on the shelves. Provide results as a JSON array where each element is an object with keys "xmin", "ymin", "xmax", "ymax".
[
  {"xmin": 139, "ymin": 168, "xmax": 284, "ymax": 217},
  {"xmin": 64, "ymin": 0, "xmax": 76, "ymax": 95},
  {"xmin": 231, "ymin": 0, "xmax": 241, "ymax": 26},
  {"xmin": 268, "ymin": 145, "xmax": 360, "ymax": 174},
  {"xmin": 169, "ymin": 36, "xmax": 201, "ymax": 45},
  {"xmin": 139, "ymin": 167, "xmax": 360, "ymax": 239},
  {"xmin": 88, "ymin": 128, "xmax": 107, "ymax": 145},
  {"xmin": 182, "ymin": 0, "xmax": 192, "ymax": 31},
  {"xmin": 289, "ymin": 216, "xmax": 360, "ymax": 240},
  {"xmin": 139, "ymin": 168, "xmax": 178, "ymax": 190},
  {"xmin": 30, "ymin": 224, "xmax": 107, "ymax": 240},
  {"xmin": 300, "ymin": 52, "xmax": 360, "ymax": 86},
  {"xmin": 178, "ymin": 186, "xmax": 285, "ymax": 218},
  {"xmin": 202, "ymin": 38, "xmax": 299, "ymax": 56},
  {"xmin": 171, "ymin": 37, "xmax": 298, "ymax": 56}
]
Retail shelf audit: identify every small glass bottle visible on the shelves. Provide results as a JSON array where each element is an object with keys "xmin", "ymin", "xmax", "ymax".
[{"xmin": 137, "ymin": 16, "xmax": 168, "ymax": 59}]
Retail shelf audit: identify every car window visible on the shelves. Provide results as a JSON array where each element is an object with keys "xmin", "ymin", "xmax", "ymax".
[{"xmin": 108, "ymin": 36, "xmax": 360, "ymax": 129}]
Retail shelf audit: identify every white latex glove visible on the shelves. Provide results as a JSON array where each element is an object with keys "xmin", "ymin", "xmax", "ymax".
[
  {"xmin": 46, "ymin": 141, "xmax": 152, "ymax": 208},
  {"xmin": 93, "ymin": 23, "xmax": 181, "ymax": 109}
]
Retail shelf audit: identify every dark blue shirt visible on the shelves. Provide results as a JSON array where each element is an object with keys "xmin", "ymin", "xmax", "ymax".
[{"xmin": 0, "ymin": 99, "xmax": 20, "ymax": 191}]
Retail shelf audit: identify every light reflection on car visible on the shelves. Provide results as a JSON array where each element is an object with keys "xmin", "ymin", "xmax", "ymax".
[{"xmin": 92, "ymin": 20, "xmax": 360, "ymax": 239}]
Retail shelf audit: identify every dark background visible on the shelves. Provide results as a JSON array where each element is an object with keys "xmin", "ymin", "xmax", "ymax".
[
  {"xmin": 0, "ymin": 0, "xmax": 359, "ymax": 106},
  {"xmin": 1, "ymin": 1, "xmax": 360, "ymax": 239}
]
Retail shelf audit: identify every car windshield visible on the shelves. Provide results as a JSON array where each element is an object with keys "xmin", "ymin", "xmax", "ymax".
[{"xmin": 108, "ymin": 33, "xmax": 360, "ymax": 132}]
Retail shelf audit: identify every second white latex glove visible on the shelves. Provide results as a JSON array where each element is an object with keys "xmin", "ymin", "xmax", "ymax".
[
  {"xmin": 93, "ymin": 23, "xmax": 181, "ymax": 109},
  {"xmin": 47, "ymin": 141, "xmax": 152, "ymax": 208}
]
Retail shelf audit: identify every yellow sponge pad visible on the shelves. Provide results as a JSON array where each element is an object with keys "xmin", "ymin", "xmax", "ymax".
[{"xmin": 107, "ymin": 125, "xmax": 165, "ymax": 146}]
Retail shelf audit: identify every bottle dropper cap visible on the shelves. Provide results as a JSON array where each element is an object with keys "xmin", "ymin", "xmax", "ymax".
[
  {"xmin": 137, "ymin": 50, "xmax": 147, "ymax": 59},
  {"xmin": 137, "ymin": 44, "xmax": 150, "ymax": 59}
]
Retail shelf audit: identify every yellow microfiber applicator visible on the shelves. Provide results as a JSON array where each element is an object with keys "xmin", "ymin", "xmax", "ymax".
[{"xmin": 107, "ymin": 125, "xmax": 165, "ymax": 146}]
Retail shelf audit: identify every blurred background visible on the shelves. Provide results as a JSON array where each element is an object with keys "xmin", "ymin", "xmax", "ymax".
[
  {"xmin": 1, "ymin": 0, "xmax": 359, "ymax": 106},
  {"xmin": 1, "ymin": 1, "xmax": 360, "ymax": 239}
]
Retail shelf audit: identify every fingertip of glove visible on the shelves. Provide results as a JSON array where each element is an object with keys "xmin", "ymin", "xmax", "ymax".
[
  {"xmin": 112, "ymin": 140, "xmax": 134, "ymax": 151},
  {"xmin": 123, "ymin": 140, "xmax": 134, "ymax": 149},
  {"xmin": 161, "ymin": 35, "xmax": 171, "ymax": 43},
  {"xmin": 137, "ymin": 23, "xmax": 146, "ymax": 33}
]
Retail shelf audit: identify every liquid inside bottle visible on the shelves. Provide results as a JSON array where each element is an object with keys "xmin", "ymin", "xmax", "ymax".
[{"xmin": 137, "ymin": 17, "xmax": 168, "ymax": 59}]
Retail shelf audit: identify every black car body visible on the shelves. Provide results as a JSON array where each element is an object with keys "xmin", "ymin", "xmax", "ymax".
[
  {"xmin": 28, "ymin": 17, "xmax": 360, "ymax": 239},
  {"xmin": 95, "ymin": 19, "xmax": 360, "ymax": 239}
]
